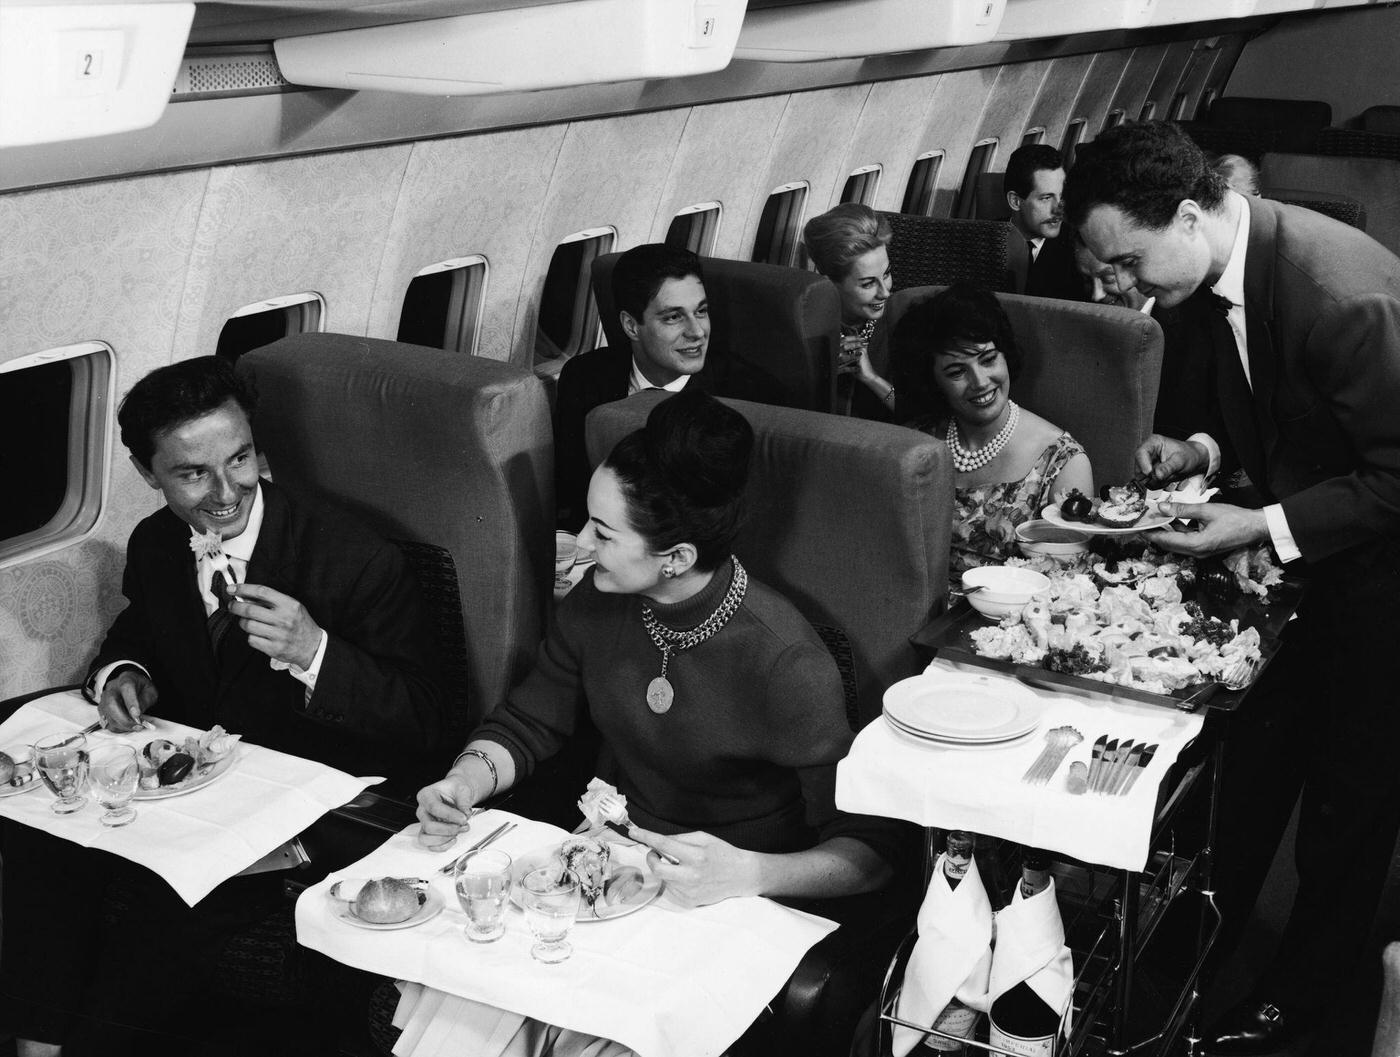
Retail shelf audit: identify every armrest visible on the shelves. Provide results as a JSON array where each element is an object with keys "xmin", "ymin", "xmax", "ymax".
[{"xmin": 0, "ymin": 683, "xmax": 83, "ymax": 724}]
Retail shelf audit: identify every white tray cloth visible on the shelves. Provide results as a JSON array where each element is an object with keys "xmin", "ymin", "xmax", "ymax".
[
  {"xmin": 296, "ymin": 812, "xmax": 839, "ymax": 1057},
  {"xmin": 835, "ymin": 664, "xmax": 1204, "ymax": 871},
  {"xmin": 0, "ymin": 691, "xmax": 376, "ymax": 905}
]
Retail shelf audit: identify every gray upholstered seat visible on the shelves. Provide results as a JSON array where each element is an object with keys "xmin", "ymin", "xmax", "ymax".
[{"xmin": 1262, "ymin": 152, "xmax": 1400, "ymax": 257}]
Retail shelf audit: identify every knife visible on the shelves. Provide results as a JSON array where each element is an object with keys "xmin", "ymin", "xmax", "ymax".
[
  {"xmin": 1110, "ymin": 742, "xmax": 1145, "ymax": 796},
  {"xmin": 1120, "ymin": 743, "xmax": 1158, "ymax": 797},
  {"xmin": 604, "ymin": 820, "xmax": 681, "ymax": 866},
  {"xmin": 1088, "ymin": 735, "xmax": 1108, "ymax": 794},
  {"xmin": 1094, "ymin": 738, "xmax": 1119, "ymax": 794}
]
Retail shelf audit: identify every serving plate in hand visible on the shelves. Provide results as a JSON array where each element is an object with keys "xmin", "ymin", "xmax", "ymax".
[
  {"xmin": 882, "ymin": 673, "xmax": 1042, "ymax": 742},
  {"xmin": 1042, "ymin": 504, "xmax": 1173, "ymax": 537},
  {"xmin": 134, "ymin": 748, "xmax": 238, "ymax": 800},
  {"xmin": 510, "ymin": 845, "xmax": 663, "ymax": 921},
  {"xmin": 333, "ymin": 888, "xmax": 444, "ymax": 931}
]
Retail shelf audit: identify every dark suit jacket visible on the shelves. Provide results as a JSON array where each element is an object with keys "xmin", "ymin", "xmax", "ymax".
[
  {"xmin": 1219, "ymin": 197, "xmax": 1400, "ymax": 561},
  {"xmin": 90, "ymin": 480, "xmax": 444, "ymax": 779},
  {"xmin": 1024, "ymin": 234, "xmax": 1086, "ymax": 302},
  {"xmin": 553, "ymin": 346, "xmax": 716, "ymax": 529}
]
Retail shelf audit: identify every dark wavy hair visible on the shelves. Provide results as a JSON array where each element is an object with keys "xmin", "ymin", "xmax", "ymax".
[
  {"xmin": 1064, "ymin": 121, "xmax": 1227, "ymax": 230},
  {"xmin": 612, "ymin": 244, "xmax": 705, "ymax": 323},
  {"xmin": 892, "ymin": 283, "xmax": 1023, "ymax": 422},
  {"xmin": 119, "ymin": 356, "xmax": 258, "ymax": 470},
  {"xmin": 1005, "ymin": 143, "xmax": 1064, "ymax": 199},
  {"xmin": 602, "ymin": 390, "xmax": 753, "ymax": 572},
  {"xmin": 802, "ymin": 203, "xmax": 893, "ymax": 281}
]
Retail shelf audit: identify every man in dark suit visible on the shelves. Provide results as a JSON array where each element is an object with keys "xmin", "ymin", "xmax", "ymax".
[
  {"xmin": 1006, "ymin": 144, "xmax": 1084, "ymax": 302},
  {"xmin": 1, "ymin": 357, "xmax": 444, "ymax": 1054},
  {"xmin": 553, "ymin": 244, "xmax": 713, "ymax": 528},
  {"xmin": 1068, "ymin": 121, "xmax": 1400, "ymax": 1056}
]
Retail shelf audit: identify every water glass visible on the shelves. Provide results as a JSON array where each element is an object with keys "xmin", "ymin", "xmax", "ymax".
[
  {"xmin": 554, "ymin": 531, "xmax": 579, "ymax": 588},
  {"xmin": 455, "ymin": 849, "xmax": 512, "ymax": 943},
  {"xmin": 89, "ymin": 743, "xmax": 140, "ymax": 827},
  {"xmin": 521, "ymin": 867, "xmax": 580, "ymax": 964},
  {"xmin": 33, "ymin": 731, "xmax": 89, "ymax": 815}
]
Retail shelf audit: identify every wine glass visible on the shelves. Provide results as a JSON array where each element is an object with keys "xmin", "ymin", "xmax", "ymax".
[
  {"xmin": 554, "ymin": 531, "xmax": 579, "ymax": 589},
  {"xmin": 89, "ymin": 743, "xmax": 140, "ymax": 827},
  {"xmin": 455, "ymin": 849, "xmax": 512, "ymax": 943},
  {"xmin": 33, "ymin": 731, "xmax": 89, "ymax": 815},
  {"xmin": 521, "ymin": 867, "xmax": 580, "ymax": 964}
]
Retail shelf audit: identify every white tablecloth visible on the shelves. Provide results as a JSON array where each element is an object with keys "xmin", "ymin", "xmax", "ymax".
[
  {"xmin": 295, "ymin": 811, "xmax": 839, "ymax": 1057},
  {"xmin": 0, "ymin": 691, "xmax": 376, "ymax": 904},
  {"xmin": 835, "ymin": 665, "xmax": 1205, "ymax": 871}
]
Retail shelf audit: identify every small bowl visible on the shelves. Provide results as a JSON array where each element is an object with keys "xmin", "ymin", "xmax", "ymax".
[
  {"xmin": 961, "ymin": 565, "xmax": 1051, "ymax": 619},
  {"xmin": 1015, "ymin": 519, "xmax": 1091, "ymax": 560}
]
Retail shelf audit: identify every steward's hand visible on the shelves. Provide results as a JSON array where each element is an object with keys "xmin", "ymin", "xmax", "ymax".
[
  {"xmin": 1134, "ymin": 434, "xmax": 1210, "ymax": 485},
  {"xmin": 415, "ymin": 773, "xmax": 481, "ymax": 850},
  {"xmin": 99, "ymin": 668, "xmax": 158, "ymax": 732},
  {"xmin": 229, "ymin": 583, "xmax": 322, "ymax": 669},
  {"xmin": 1144, "ymin": 501, "xmax": 1269, "ymax": 557},
  {"xmin": 629, "ymin": 827, "xmax": 763, "ymax": 908}
]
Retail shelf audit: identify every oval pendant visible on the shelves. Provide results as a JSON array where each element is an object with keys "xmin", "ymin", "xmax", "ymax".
[{"xmin": 646, "ymin": 676, "xmax": 674, "ymax": 715}]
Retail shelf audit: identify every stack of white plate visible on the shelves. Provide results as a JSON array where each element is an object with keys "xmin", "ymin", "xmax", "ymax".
[{"xmin": 883, "ymin": 671, "xmax": 1042, "ymax": 750}]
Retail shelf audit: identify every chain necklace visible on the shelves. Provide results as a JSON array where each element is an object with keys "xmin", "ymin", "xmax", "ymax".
[
  {"xmin": 640, "ymin": 557, "xmax": 748, "ymax": 715},
  {"xmin": 946, "ymin": 400, "xmax": 1020, "ymax": 473},
  {"xmin": 843, "ymin": 319, "xmax": 877, "ymax": 343}
]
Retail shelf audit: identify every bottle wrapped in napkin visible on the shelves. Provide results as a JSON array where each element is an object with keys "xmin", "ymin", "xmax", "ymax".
[
  {"xmin": 893, "ymin": 837, "xmax": 992, "ymax": 1057},
  {"xmin": 987, "ymin": 856, "xmax": 1074, "ymax": 1056}
]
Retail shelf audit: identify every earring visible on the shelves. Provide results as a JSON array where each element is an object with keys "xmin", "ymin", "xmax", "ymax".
[{"xmin": 661, "ymin": 566, "xmax": 676, "ymax": 579}]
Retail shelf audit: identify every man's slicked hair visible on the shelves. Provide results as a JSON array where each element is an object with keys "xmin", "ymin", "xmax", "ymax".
[
  {"xmin": 1064, "ymin": 121, "xmax": 1227, "ymax": 231},
  {"xmin": 1005, "ymin": 144, "xmax": 1064, "ymax": 199},
  {"xmin": 612, "ymin": 244, "xmax": 705, "ymax": 323},
  {"xmin": 119, "ymin": 356, "xmax": 257, "ymax": 470}
]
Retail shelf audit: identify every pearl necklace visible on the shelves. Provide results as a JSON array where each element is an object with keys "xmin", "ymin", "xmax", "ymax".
[
  {"xmin": 946, "ymin": 400, "xmax": 1020, "ymax": 473},
  {"xmin": 640, "ymin": 557, "xmax": 748, "ymax": 715}
]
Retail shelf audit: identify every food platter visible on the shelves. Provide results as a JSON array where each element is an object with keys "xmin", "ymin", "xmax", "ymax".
[
  {"xmin": 883, "ymin": 672, "xmax": 1042, "ymax": 742},
  {"xmin": 510, "ymin": 845, "xmax": 663, "ymax": 921},
  {"xmin": 1042, "ymin": 503, "xmax": 1173, "ymax": 537},
  {"xmin": 134, "ymin": 747, "xmax": 238, "ymax": 800},
  {"xmin": 332, "ymin": 887, "xmax": 444, "ymax": 931}
]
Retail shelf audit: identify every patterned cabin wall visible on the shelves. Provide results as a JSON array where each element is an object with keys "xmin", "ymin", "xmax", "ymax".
[
  {"xmin": 0, "ymin": 39, "xmax": 1227, "ymax": 699},
  {"xmin": 1069, "ymin": 51, "xmax": 1135, "ymax": 140}
]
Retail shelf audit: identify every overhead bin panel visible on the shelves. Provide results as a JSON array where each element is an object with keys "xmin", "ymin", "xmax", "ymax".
[
  {"xmin": 733, "ymin": 0, "xmax": 1006, "ymax": 62},
  {"xmin": 996, "ymin": 0, "xmax": 1157, "ymax": 40},
  {"xmin": 1148, "ymin": 0, "xmax": 1256, "ymax": 25},
  {"xmin": 273, "ymin": 0, "xmax": 747, "ymax": 96},
  {"xmin": 0, "ymin": 1, "xmax": 194, "ymax": 146}
]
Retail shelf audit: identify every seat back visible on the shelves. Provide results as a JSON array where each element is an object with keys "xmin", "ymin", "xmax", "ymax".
[
  {"xmin": 586, "ymin": 394, "xmax": 952, "ymax": 727},
  {"xmin": 878, "ymin": 212, "xmax": 1029, "ymax": 295},
  {"xmin": 1317, "ymin": 127, "xmax": 1400, "ymax": 162},
  {"xmin": 1262, "ymin": 151, "xmax": 1400, "ymax": 256},
  {"xmin": 974, "ymin": 171, "xmax": 1012, "ymax": 221},
  {"xmin": 1360, "ymin": 106, "xmax": 1400, "ymax": 136},
  {"xmin": 1266, "ymin": 188, "xmax": 1367, "ymax": 231},
  {"xmin": 591, "ymin": 253, "xmax": 840, "ymax": 413},
  {"xmin": 886, "ymin": 286, "xmax": 1163, "ymax": 486},
  {"xmin": 1206, "ymin": 96, "xmax": 1331, "ymax": 152},
  {"xmin": 239, "ymin": 334, "xmax": 554, "ymax": 743}
]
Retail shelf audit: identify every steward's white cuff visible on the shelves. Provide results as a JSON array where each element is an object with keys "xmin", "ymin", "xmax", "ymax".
[
  {"xmin": 89, "ymin": 661, "xmax": 152, "ymax": 700},
  {"xmin": 1264, "ymin": 504, "xmax": 1302, "ymax": 564},
  {"xmin": 1187, "ymin": 432, "xmax": 1221, "ymax": 477}
]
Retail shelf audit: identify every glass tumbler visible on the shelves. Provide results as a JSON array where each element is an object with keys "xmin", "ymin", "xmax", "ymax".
[
  {"xmin": 33, "ymin": 731, "xmax": 89, "ymax": 815},
  {"xmin": 554, "ymin": 531, "xmax": 579, "ymax": 589},
  {"xmin": 455, "ymin": 849, "xmax": 512, "ymax": 943},
  {"xmin": 89, "ymin": 743, "xmax": 140, "ymax": 827},
  {"xmin": 521, "ymin": 867, "xmax": 581, "ymax": 964}
]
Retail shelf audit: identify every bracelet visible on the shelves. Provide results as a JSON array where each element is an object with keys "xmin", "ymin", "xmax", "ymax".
[
  {"xmin": 451, "ymin": 747, "xmax": 498, "ymax": 798},
  {"xmin": 883, "ymin": 385, "xmax": 896, "ymax": 404}
]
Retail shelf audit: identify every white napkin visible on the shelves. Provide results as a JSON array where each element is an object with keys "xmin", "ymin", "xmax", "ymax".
[
  {"xmin": 0, "ymin": 692, "xmax": 376, "ymax": 905},
  {"xmin": 296, "ymin": 815, "xmax": 838, "ymax": 1057},
  {"xmin": 988, "ymin": 878, "xmax": 1074, "ymax": 1039},
  {"xmin": 893, "ymin": 853, "xmax": 993, "ymax": 1057}
]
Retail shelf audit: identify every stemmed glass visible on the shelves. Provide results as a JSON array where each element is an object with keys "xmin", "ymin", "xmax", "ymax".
[
  {"xmin": 89, "ymin": 743, "xmax": 140, "ymax": 827},
  {"xmin": 33, "ymin": 731, "xmax": 90, "ymax": 815},
  {"xmin": 555, "ymin": 531, "xmax": 579, "ymax": 590},
  {"xmin": 455, "ymin": 849, "xmax": 512, "ymax": 943},
  {"xmin": 521, "ymin": 867, "xmax": 581, "ymax": 964}
]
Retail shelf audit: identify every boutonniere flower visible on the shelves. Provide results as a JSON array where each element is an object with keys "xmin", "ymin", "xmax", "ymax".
[{"xmin": 189, "ymin": 528, "xmax": 224, "ymax": 561}]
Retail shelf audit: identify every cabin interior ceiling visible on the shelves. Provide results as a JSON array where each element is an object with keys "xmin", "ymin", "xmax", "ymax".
[{"xmin": 0, "ymin": 5, "xmax": 1390, "ymax": 697}]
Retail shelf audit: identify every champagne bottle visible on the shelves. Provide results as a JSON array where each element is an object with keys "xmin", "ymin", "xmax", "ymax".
[
  {"xmin": 921, "ymin": 831, "xmax": 980, "ymax": 1054},
  {"xmin": 989, "ymin": 850, "xmax": 1063, "ymax": 1057}
]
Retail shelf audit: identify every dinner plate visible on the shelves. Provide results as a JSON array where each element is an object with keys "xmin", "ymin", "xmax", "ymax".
[
  {"xmin": 883, "ymin": 717, "xmax": 1040, "ymax": 752},
  {"xmin": 510, "ymin": 845, "xmax": 663, "ymax": 922},
  {"xmin": 134, "ymin": 747, "xmax": 238, "ymax": 800},
  {"xmin": 881, "ymin": 709, "xmax": 1037, "ymax": 746},
  {"xmin": 0, "ymin": 752, "xmax": 41, "ymax": 799},
  {"xmin": 333, "ymin": 888, "xmax": 444, "ymax": 931},
  {"xmin": 1042, "ymin": 503, "xmax": 1173, "ymax": 537},
  {"xmin": 882, "ymin": 672, "xmax": 1042, "ymax": 742}
]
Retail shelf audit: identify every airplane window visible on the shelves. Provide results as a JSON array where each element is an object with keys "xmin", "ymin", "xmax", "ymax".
[
  {"xmin": 215, "ymin": 293, "xmax": 325, "ymax": 363},
  {"xmin": 751, "ymin": 182, "xmax": 809, "ymax": 267},
  {"xmin": 1021, "ymin": 128, "xmax": 1046, "ymax": 147},
  {"xmin": 955, "ymin": 139, "xmax": 998, "ymax": 219},
  {"xmin": 901, "ymin": 151, "xmax": 944, "ymax": 216},
  {"xmin": 535, "ymin": 227, "xmax": 616, "ymax": 363},
  {"xmin": 840, "ymin": 165, "xmax": 883, "ymax": 206},
  {"xmin": 1103, "ymin": 110, "xmax": 1125, "ymax": 132},
  {"xmin": 398, "ymin": 255, "xmax": 489, "ymax": 354},
  {"xmin": 665, "ymin": 203, "xmax": 723, "ymax": 257},
  {"xmin": 1061, "ymin": 120, "xmax": 1087, "ymax": 169},
  {"xmin": 0, "ymin": 342, "xmax": 113, "ymax": 568},
  {"xmin": 1170, "ymin": 92, "xmax": 1189, "ymax": 121},
  {"xmin": 1139, "ymin": 101, "xmax": 1157, "ymax": 123},
  {"xmin": 1196, "ymin": 88, "xmax": 1220, "ymax": 121}
]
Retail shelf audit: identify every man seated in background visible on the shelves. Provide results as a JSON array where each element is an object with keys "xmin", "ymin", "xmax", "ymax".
[
  {"xmin": 1006, "ymin": 143, "xmax": 1084, "ymax": 302},
  {"xmin": 1, "ymin": 356, "xmax": 445, "ymax": 1056},
  {"xmin": 1214, "ymin": 152, "xmax": 1261, "ymax": 197},
  {"xmin": 553, "ymin": 244, "xmax": 713, "ymax": 528}
]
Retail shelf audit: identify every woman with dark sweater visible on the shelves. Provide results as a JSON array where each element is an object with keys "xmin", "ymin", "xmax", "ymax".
[{"xmin": 416, "ymin": 389, "xmax": 897, "ymax": 907}]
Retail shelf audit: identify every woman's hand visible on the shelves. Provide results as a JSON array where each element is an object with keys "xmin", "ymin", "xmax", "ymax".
[
  {"xmin": 414, "ymin": 772, "xmax": 481, "ymax": 850},
  {"xmin": 629, "ymin": 827, "xmax": 763, "ymax": 908},
  {"xmin": 836, "ymin": 333, "xmax": 868, "ymax": 376}
]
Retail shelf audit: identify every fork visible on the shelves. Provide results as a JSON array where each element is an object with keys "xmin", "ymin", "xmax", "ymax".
[
  {"xmin": 1220, "ymin": 655, "xmax": 1260, "ymax": 692},
  {"xmin": 437, "ymin": 820, "xmax": 517, "ymax": 875}
]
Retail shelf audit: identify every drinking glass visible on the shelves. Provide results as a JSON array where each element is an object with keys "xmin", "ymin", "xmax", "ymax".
[
  {"xmin": 89, "ymin": 743, "xmax": 140, "ymax": 827},
  {"xmin": 33, "ymin": 731, "xmax": 89, "ymax": 815},
  {"xmin": 455, "ymin": 849, "xmax": 512, "ymax": 943},
  {"xmin": 521, "ymin": 867, "xmax": 580, "ymax": 964},
  {"xmin": 554, "ymin": 531, "xmax": 579, "ymax": 589}
]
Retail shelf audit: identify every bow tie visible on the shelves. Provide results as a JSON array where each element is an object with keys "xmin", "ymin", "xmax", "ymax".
[{"xmin": 1209, "ymin": 292, "xmax": 1235, "ymax": 315}]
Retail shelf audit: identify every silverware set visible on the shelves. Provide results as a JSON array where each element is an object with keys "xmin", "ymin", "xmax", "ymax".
[
  {"xmin": 1084, "ymin": 735, "xmax": 1158, "ymax": 796},
  {"xmin": 437, "ymin": 819, "xmax": 517, "ymax": 875},
  {"xmin": 1022, "ymin": 726, "xmax": 1083, "ymax": 785}
]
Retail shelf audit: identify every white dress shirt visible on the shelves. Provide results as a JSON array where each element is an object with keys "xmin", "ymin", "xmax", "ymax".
[
  {"xmin": 1027, "ymin": 236, "xmax": 1045, "ymax": 262},
  {"xmin": 627, "ymin": 357, "xmax": 692, "ymax": 397}
]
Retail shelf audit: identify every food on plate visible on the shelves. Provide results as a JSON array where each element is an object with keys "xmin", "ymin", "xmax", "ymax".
[
  {"xmin": 143, "ymin": 739, "xmax": 178, "ymax": 766},
  {"xmin": 556, "ymin": 837, "xmax": 612, "ymax": 907},
  {"xmin": 1061, "ymin": 489, "xmax": 1094, "ymax": 522},
  {"xmin": 137, "ymin": 725, "xmax": 242, "ymax": 789},
  {"xmin": 1095, "ymin": 482, "xmax": 1148, "ymax": 528},
  {"xmin": 353, "ymin": 877, "xmax": 426, "ymax": 924},
  {"xmin": 577, "ymin": 777, "xmax": 628, "ymax": 831},
  {"xmin": 0, "ymin": 751, "xmax": 12, "ymax": 785},
  {"xmin": 603, "ymin": 866, "xmax": 645, "ymax": 907},
  {"xmin": 1199, "ymin": 562, "xmax": 1238, "ymax": 606},
  {"xmin": 157, "ymin": 752, "xmax": 195, "ymax": 786}
]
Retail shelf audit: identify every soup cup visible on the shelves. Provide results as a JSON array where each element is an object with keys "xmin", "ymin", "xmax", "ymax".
[{"xmin": 960, "ymin": 565, "xmax": 1051, "ymax": 619}]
